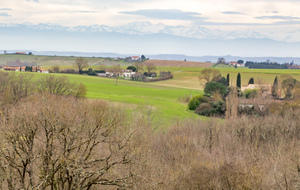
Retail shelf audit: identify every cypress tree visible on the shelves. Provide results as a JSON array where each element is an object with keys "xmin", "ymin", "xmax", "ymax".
[
  {"xmin": 236, "ymin": 73, "xmax": 241, "ymax": 88},
  {"xmin": 226, "ymin": 73, "xmax": 230, "ymax": 86},
  {"xmin": 248, "ymin": 77, "xmax": 254, "ymax": 85},
  {"xmin": 272, "ymin": 76, "xmax": 278, "ymax": 97}
]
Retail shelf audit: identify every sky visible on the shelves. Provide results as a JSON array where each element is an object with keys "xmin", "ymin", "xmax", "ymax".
[
  {"xmin": 1, "ymin": 0, "xmax": 300, "ymax": 57},
  {"xmin": 0, "ymin": 0, "xmax": 300, "ymax": 32}
]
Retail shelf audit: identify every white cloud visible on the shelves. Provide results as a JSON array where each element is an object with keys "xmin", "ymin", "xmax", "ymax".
[
  {"xmin": 0, "ymin": 0, "xmax": 299, "ymax": 40},
  {"xmin": 0, "ymin": 12, "xmax": 11, "ymax": 17},
  {"xmin": 120, "ymin": 9, "xmax": 203, "ymax": 20}
]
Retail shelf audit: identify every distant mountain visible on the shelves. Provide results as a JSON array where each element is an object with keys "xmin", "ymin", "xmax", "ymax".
[
  {"xmin": 1, "ymin": 49, "xmax": 299, "ymax": 64},
  {"xmin": 0, "ymin": 21, "xmax": 288, "ymax": 41},
  {"xmin": 1, "ymin": 22, "xmax": 300, "ymax": 58}
]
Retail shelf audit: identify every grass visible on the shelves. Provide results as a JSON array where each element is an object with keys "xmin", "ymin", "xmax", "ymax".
[
  {"xmin": 154, "ymin": 67, "xmax": 300, "ymax": 90},
  {"xmin": 26, "ymin": 72, "xmax": 204, "ymax": 127},
  {"xmin": 0, "ymin": 54, "xmax": 131, "ymax": 67}
]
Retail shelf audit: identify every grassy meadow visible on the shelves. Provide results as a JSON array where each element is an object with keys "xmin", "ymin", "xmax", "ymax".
[
  {"xmin": 3, "ymin": 54, "xmax": 300, "ymax": 126},
  {"xmin": 26, "ymin": 72, "xmax": 203, "ymax": 127}
]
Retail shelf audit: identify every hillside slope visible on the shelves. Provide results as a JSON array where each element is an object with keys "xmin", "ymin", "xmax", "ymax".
[{"xmin": 143, "ymin": 60, "xmax": 213, "ymax": 67}]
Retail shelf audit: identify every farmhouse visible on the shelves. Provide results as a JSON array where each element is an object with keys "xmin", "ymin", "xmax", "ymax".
[
  {"xmin": 122, "ymin": 71, "xmax": 136, "ymax": 77},
  {"xmin": 16, "ymin": 52, "xmax": 26, "ymax": 55},
  {"xmin": 238, "ymin": 98, "xmax": 283, "ymax": 111},
  {"xmin": 4, "ymin": 66, "xmax": 25, "ymax": 71},
  {"xmin": 38, "ymin": 69, "xmax": 49, "ymax": 73},
  {"xmin": 229, "ymin": 62, "xmax": 245, "ymax": 67},
  {"xmin": 3, "ymin": 66, "xmax": 49, "ymax": 73},
  {"xmin": 131, "ymin": 56, "xmax": 140, "ymax": 61},
  {"xmin": 241, "ymin": 84, "xmax": 272, "ymax": 98}
]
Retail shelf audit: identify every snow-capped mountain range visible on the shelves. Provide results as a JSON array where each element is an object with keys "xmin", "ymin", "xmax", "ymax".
[
  {"xmin": 1, "ymin": 21, "xmax": 300, "ymax": 57},
  {"xmin": 1, "ymin": 21, "xmax": 299, "ymax": 42}
]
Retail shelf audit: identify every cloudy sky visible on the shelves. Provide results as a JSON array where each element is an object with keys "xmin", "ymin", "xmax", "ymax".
[{"xmin": 1, "ymin": 0, "xmax": 300, "ymax": 28}]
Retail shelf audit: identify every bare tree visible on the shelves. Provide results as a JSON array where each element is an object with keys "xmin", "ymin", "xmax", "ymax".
[
  {"xmin": 36, "ymin": 75, "xmax": 86, "ymax": 98},
  {"xmin": 133, "ymin": 62, "xmax": 143, "ymax": 73},
  {"xmin": 225, "ymin": 87, "xmax": 238, "ymax": 118},
  {"xmin": 98, "ymin": 63, "xmax": 106, "ymax": 71},
  {"xmin": 143, "ymin": 62, "xmax": 156, "ymax": 74},
  {"xmin": 0, "ymin": 95, "xmax": 145, "ymax": 189},
  {"xmin": 198, "ymin": 68, "xmax": 221, "ymax": 86},
  {"xmin": 0, "ymin": 72, "xmax": 34, "ymax": 104},
  {"xmin": 74, "ymin": 57, "xmax": 88, "ymax": 73},
  {"xmin": 108, "ymin": 65, "xmax": 122, "ymax": 85}
]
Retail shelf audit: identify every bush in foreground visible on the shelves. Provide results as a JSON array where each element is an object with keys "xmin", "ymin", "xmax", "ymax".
[{"xmin": 188, "ymin": 94, "xmax": 210, "ymax": 110}]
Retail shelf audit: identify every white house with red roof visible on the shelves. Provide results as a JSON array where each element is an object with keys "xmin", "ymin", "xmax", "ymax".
[{"xmin": 131, "ymin": 56, "xmax": 140, "ymax": 61}]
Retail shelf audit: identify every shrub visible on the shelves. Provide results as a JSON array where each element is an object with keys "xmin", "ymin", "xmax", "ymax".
[
  {"xmin": 144, "ymin": 72, "xmax": 157, "ymax": 77},
  {"xmin": 88, "ymin": 70, "xmax": 98, "ymax": 76},
  {"xmin": 94, "ymin": 70, "xmax": 105, "ymax": 73},
  {"xmin": 195, "ymin": 103, "xmax": 211, "ymax": 116},
  {"xmin": 60, "ymin": 69, "xmax": 77, "ymax": 74},
  {"xmin": 244, "ymin": 89, "xmax": 259, "ymax": 99},
  {"xmin": 126, "ymin": 66, "xmax": 137, "ymax": 72},
  {"xmin": 51, "ymin": 65, "xmax": 60, "ymax": 73},
  {"xmin": 188, "ymin": 95, "xmax": 209, "ymax": 110},
  {"xmin": 195, "ymin": 101, "xmax": 226, "ymax": 116},
  {"xmin": 36, "ymin": 75, "xmax": 86, "ymax": 98},
  {"xmin": 188, "ymin": 98, "xmax": 200, "ymax": 110}
]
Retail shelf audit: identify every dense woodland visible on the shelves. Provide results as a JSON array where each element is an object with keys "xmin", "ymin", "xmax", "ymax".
[{"xmin": 0, "ymin": 71, "xmax": 299, "ymax": 189}]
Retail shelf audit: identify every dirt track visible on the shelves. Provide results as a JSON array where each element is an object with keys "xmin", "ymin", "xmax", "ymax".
[{"xmin": 143, "ymin": 60, "xmax": 213, "ymax": 67}]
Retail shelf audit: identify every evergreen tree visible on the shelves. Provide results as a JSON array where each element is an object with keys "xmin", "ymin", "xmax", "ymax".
[
  {"xmin": 226, "ymin": 73, "xmax": 230, "ymax": 86},
  {"xmin": 248, "ymin": 77, "xmax": 254, "ymax": 85},
  {"xmin": 272, "ymin": 76, "xmax": 278, "ymax": 97},
  {"xmin": 141, "ymin": 55, "xmax": 146, "ymax": 60},
  {"xmin": 236, "ymin": 73, "xmax": 241, "ymax": 88}
]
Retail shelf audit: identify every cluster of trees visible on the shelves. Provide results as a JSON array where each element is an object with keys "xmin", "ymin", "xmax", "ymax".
[
  {"xmin": 0, "ymin": 72, "xmax": 86, "ymax": 105},
  {"xmin": 272, "ymin": 75, "xmax": 300, "ymax": 99},
  {"xmin": 128, "ymin": 62, "xmax": 173, "ymax": 82},
  {"xmin": 1, "ymin": 91, "xmax": 300, "ymax": 189},
  {"xmin": 245, "ymin": 61, "xmax": 288, "ymax": 69},
  {"xmin": 189, "ymin": 69, "xmax": 246, "ymax": 117},
  {"xmin": 188, "ymin": 69, "xmax": 231, "ymax": 117}
]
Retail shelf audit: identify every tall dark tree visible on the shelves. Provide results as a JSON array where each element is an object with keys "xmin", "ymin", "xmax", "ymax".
[
  {"xmin": 226, "ymin": 73, "xmax": 230, "ymax": 86},
  {"xmin": 141, "ymin": 55, "xmax": 146, "ymax": 60},
  {"xmin": 236, "ymin": 73, "xmax": 241, "ymax": 88},
  {"xmin": 248, "ymin": 77, "xmax": 254, "ymax": 85},
  {"xmin": 237, "ymin": 60, "xmax": 244, "ymax": 64},
  {"xmin": 272, "ymin": 76, "xmax": 278, "ymax": 97}
]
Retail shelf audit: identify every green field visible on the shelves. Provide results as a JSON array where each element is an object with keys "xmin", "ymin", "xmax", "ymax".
[
  {"xmin": 156, "ymin": 68, "xmax": 300, "ymax": 90},
  {"xmin": 3, "ymin": 54, "xmax": 300, "ymax": 126},
  {"xmin": 25, "ymin": 72, "xmax": 203, "ymax": 127},
  {"xmin": 0, "ymin": 54, "xmax": 129, "ymax": 67}
]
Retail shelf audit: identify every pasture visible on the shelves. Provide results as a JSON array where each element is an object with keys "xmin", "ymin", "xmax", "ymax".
[
  {"xmin": 26, "ymin": 72, "xmax": 203, "ymax": 127},
  {"xmin": 3, "ymin": 54, "xmax": 300, "ymax": 125}
]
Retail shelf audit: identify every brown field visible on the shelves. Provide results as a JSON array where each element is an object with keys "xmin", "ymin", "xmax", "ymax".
[{"xmin": 143, "ymin": 60, "xmax": 213, "ymax": 67}]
